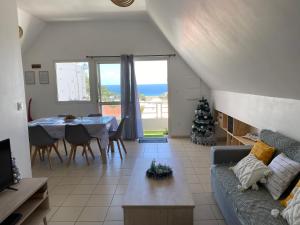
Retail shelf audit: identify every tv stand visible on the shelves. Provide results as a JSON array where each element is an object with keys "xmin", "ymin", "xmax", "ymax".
[
  {"xmin": 0, "ymin": 178, "xmax": 49, "ymax": 225},
  {"xmin": 6, "ymin": 186, "xmax": 18, "ymax": 191}
]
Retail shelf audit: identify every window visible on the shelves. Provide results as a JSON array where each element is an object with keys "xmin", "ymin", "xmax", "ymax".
[
  {"xmin": 99, "ymin": 64, "xmax": 121, "ymax": 103},
  {"xmin": 55, "ymin": 62, "xmax": 91, "ymax": 102},
  {"xmin": 98, "ymin": 63, "xmax": 121, "ymax": 118}
]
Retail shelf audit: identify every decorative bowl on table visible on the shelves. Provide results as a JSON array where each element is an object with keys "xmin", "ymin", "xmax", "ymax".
[
  {"xmin": 64, "ymin": 115, "xmax": 76, "ymax": 122},
  {"xmin": 146, "ymin": 160, "xmax": 173, "ymax": 180}
]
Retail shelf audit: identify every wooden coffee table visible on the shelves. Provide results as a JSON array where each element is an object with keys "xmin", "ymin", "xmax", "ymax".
[{"xmin": 123, "ymin": 159, "xmax": 195, "ymax": 225}]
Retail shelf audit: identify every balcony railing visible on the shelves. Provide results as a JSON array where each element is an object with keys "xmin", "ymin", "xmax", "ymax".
[
  {"xmin": 140, "ymin": 101, "xmax": 168, "ymax": 119},
  {"xmin": 101, "ymin": 101, "xmax": 168, "ymax": 119}
]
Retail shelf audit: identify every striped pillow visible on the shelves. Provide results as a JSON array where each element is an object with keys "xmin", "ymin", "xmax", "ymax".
[{"xmin": 265, "ymin": 153, "xmax": 300, "ymax": 200}]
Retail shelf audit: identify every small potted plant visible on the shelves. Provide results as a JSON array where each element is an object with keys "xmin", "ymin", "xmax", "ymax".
[{"xmin": 146, "ymin": 160, "xmax": 173, "ymax": 179}]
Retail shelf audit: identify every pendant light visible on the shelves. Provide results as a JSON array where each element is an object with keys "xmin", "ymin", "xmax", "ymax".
[
  {"xmin": 19, "ymin": 26, "xmax": 23, "ymax": 38},
  {"xmin": 111, "ymin": 0, "xmax": 134, "ymax": 7}
]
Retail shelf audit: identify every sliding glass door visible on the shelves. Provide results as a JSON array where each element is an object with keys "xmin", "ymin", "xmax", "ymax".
[{"xmin": 96, "ymin": 58, "xmax": 169, "ymax": 137}]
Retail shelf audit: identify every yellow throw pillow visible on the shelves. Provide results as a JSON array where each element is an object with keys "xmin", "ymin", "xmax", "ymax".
[
  {"xmin": 250, "ymin": 141, "xmax": 275, "ymax": 164},
  {"xmin": 280, "ymin": 180, "xmax": 300, "ymax": 207}
]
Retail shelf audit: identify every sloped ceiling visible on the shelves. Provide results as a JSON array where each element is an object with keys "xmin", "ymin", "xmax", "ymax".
[
  {"xmin": 146, "ymin": 0, "xmax": 300, "ymax": 100},
  {"xmin": 17, "ymin": 0, "xmax": 146, "ymax": 21},
  {"xmin": 18, "ymin": 9, "xmax": 46, "ymax": 53}
]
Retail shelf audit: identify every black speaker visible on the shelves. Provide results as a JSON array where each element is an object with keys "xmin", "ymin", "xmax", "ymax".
[{"xmin": 0, "ymin": 213, "xmax": 22, "ymax": 225}]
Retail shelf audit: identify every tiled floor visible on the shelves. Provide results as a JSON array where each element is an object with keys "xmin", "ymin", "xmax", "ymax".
[{"xmin": 32, "ymin": 138, "xmax": 227, "ymax": 225}]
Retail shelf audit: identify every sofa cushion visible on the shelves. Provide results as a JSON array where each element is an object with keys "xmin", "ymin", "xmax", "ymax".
[
  {"xmin": 260, "ymin": 130, "xmax": 300, "ymax": 162},
  {"xmin": 281, "ymin": 180, "xmax": 300, "ymax": 207},
  {"xmin": 281, "ymin": 189, "xmax": 300, "ymax": 225},
  {"xmin": 232, "ymin": 153, "xmax": 271, "ymax": 190},
  {"xmin": 250, "ymin": 140, "xmax": 275, "ymax": 164},
  {"xmin": 265, "ymin": 154, "xmax": 300, "ymax": 200},
  {"xmin": 212, "ymin": 165, "xmax": 288, "ymax": 225}
]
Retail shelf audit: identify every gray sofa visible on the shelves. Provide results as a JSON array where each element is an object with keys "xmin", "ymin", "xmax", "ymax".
[{"xmin": 211, "ymin": 130, "xmax": 300, "ymax": 225}]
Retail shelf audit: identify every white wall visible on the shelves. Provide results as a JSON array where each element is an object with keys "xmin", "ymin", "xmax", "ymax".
[
  {"xmin": 0, "ymin": 0, "xmax": 32, "ymax": 177},
  {"xmin": 22, "ymin": 19, "xmax": 210, "ymax": 137},
  {"xmin": 17, "ymin": 9, "xmax": 46, "ymax": 54},
  {"xmin": 214, "ymin": 91, "xmax": 300, "ymax": 141}
]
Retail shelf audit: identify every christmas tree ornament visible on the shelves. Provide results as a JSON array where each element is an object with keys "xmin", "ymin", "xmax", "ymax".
[
  {"xmin": 191, "ymin": 97, "xmax": 216, "ymax": 145},
  {"xmin": 11, "ymin": 157, "xmax": 21, "ymax": 184}
]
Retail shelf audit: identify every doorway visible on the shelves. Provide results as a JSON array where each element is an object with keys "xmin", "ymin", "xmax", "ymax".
[
  {"xmin": 134, "ymin": 59, "xmax": 169, "ymax": 139},
  {"xmin": 96, "ymin": 58, "xmax": 169, "ymax": 139}
]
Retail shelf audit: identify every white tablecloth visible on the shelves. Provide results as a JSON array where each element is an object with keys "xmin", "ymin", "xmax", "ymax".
[{"xmin": 28, "ymin": 116, "xmax": 118, "ymax": 150}]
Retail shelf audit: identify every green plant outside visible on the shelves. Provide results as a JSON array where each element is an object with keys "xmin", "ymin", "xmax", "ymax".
[{"xmin": 144, "ymin": 130, "xmax": 168, "ymax": 138}]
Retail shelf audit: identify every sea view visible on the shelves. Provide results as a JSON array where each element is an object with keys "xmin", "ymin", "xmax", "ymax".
[{"xmin": 104, "ymin": 84, "xmax": 168, "ymax": 96}]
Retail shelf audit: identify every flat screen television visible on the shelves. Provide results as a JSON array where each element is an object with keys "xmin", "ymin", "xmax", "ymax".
[{"xmin": 0, "ymin": 139, "xmax": 14, "ymax": 192}]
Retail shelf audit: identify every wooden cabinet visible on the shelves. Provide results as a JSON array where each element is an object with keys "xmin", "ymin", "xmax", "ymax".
[{"xmin": 215, "ymin": 110, "xmax": 258, "ymax": 146}]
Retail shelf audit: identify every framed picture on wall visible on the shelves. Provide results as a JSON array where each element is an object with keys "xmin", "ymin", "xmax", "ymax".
[
  {"xmin": 39, "ymin": 71, "xmax": 49, "ymax": 84},
  {"xmin": 24, "ymin": 71, "xmax": 35, "ymax": 85}
]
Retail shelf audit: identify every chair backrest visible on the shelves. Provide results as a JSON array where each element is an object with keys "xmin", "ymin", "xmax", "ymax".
[
  {"xmin": 65, "ymin": 124, "xmax": 91, "ymax": 145},
  {"xmin": 28, "ymin": 125, "xmax": 56, "ymax": 146},
  {"xmin": 88, "ymin": 113, "xmax": 102, "ymax": 117},
  {"xmin": 115, "ymin": 117, "xmax": 127, "ymax": 138}
]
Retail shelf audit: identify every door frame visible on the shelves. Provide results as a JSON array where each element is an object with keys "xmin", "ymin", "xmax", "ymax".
[
  {"xmin": 133, "ymin": 57, "xmax": 170, "ymax": 136},
  {"xmin": 93, "ymin": 57, "xmax": 170, "ymax": 135}
]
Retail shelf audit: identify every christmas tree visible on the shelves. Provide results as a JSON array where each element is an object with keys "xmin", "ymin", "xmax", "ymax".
[{"xmin": 191, "ymin": 97, "xmax": 216, "ymax": 145}]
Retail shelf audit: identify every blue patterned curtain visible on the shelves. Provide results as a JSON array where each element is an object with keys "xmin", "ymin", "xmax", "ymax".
[{"xmin": 121, "ymin": 55, "xmax": 144, "ymax": 140}]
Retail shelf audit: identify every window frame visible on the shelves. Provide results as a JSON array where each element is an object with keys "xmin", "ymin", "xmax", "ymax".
[
  {"xmin": 133, "ymin": 57, "xmax": 170, "ymax": 134},
  {"xmin": 96, "ymin": 59, "xmax": 121, "ymax": 109},
  {"xmin": 54, "ymin": 60, "xmax": 92, "ymax": 103}
]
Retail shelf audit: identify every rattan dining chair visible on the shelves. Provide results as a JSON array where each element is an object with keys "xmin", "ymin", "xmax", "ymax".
[
  {"xmin": 65, "ymin": 124, "xmax": 95, "ymax": 166},
  {"xmin": 29, "ymin": 125, "xmax": 63, "ymax": 169},
  {"xmin": 107, "ymin": 117, "xmax": 127, "ymax": 160}
]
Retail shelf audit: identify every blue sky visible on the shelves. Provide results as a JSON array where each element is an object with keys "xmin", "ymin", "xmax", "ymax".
[{"xmin": 99, "ymin": 60, "xmax": 168, "ymax": 85}]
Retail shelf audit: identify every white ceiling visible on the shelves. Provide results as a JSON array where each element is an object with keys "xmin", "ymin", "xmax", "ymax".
[
  {"xmin": 147, "ymin": 0, "xmax": 300, "ymax": 100},
  {"xmin": 17, "ymin": 0, "xmax": 147, "ymax": 21}
]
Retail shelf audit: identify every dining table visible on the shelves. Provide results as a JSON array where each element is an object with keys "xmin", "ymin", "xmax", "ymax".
[{"xmin": 28, "ymin": 116, "xmax": 118, "ymax": 164}]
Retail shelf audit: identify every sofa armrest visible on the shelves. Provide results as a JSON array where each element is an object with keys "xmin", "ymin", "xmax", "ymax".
[{"xmin": 211, "ymin": 145, "xmax": 252, "ymax": 165}]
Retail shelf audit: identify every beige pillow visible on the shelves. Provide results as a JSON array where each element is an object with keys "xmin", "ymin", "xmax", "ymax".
[
  {"xmin": 282, "ymin": 189, "xmax": 300, "ymax": 225},
  {"xmin": 231, "ymin": 153, "xmax": 272, "ymax": 190}
]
